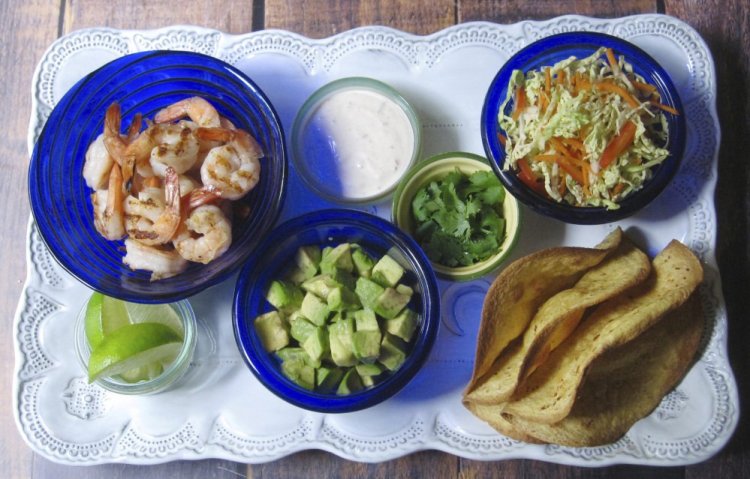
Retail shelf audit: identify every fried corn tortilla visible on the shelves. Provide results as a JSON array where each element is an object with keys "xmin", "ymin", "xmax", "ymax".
[
  {"xmin": 464, "ymin": 236, "xmax": 650, "ymax": 405},
  {"xmin": 466, "ymin": 228, "xmax": 622, "ymax": 393},
  {"xmin": 503, "ymin": 292, "xmax": 704, "ymax": 446},
  {"xmin": 502, "ymin": 240, "xmax": 703, "ymax": 424}
]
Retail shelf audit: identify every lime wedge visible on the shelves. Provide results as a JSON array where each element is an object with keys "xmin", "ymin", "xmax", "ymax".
[
  {"xmin": 88, "ymin": 322, "xmax": 182, "ymax": 382},
  {"xmin": 85, "ymin": 292, "xmax": 132, "ymax": 348},
  {"xmin": 119, "ymin": 362, "xmax": 166, "ymax": 383},
  {"xmin": 124, "ymin": 302, "xmax": 184, "ymax": 338}
]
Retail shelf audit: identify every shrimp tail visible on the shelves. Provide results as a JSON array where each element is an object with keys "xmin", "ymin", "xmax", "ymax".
[
  {"xmin": 195, "ymin": 126, "xmax": 235, "ymax": 143},
  {"xmin": 152, "ymin": 166, "xmax": 182, "ymax": 242},
  {"xmin": 186, "ymin": 185, "xmax": 222, "ymax": 210}
]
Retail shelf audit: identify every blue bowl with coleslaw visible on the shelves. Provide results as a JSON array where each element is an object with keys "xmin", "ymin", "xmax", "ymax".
[
  {"xmin": 28, "ymin": 51, "xmax": 287, "ymax": 303},
  {"xmin": 481, "ymin": 32, "xmax": 685, "ymax": 224}
]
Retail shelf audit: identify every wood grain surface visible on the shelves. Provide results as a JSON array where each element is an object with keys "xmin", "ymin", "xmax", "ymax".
[{"xmin": 2, "ymin": 1, "xmax": 748, "ymax": 478}]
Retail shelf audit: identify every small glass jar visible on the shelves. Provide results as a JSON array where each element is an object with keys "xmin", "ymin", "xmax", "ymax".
[{"xmin": 74, "ymin": 296, "xmax": 197, "ymax": 395}]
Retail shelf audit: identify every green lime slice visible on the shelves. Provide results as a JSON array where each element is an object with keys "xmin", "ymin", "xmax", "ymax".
[
  {"xmin": 119, "ymin": 362, "xmax": 166, "ymax": 383},
  {"xmin": 124, "ymin": 302, "xmax": 184, "ymax": 338},
  {"xmin": 88, "ymin": 322, "xmax": 183, "ymax": 383},
  {"xmin": 85, "ymin": 292, "xmax": 132, "ymax": 348}
]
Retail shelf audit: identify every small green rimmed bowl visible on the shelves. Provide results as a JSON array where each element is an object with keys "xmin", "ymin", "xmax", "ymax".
[{"xmin": 392, "ymin": 152, "xmax": 521, "ymax": 281}]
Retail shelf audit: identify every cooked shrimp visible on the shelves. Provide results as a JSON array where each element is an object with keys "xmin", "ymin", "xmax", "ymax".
[
  {"xmin": 91, "ymin": 163, "xmax": 125, "ymax": 240},
  {"xmin": 83, "ymin": 133, "xmax": 114, "ymax": 190},
  {"xmin": 195, "ymin": 127, "xmax": 263, "ymax": 200},
  {"xmin": 123, "ymin": 167, "xmax": 181, "ymax": 245},
  {"xmin": 154, "ymin": 96, "xmax": 221, "ymax": 128},
  {"xmin": 122, "ymin": 238, "xmax": 188, "ymax": 281},
  {"xmin": 173, "ymin": 204, "xmax": 232, "ymax": 264},
  {"xmin": 148, "ymin": 123, "xmax": 201, "ymax": 177},
  {"xmin": 103, "ymin": 103, "xmax": 136, "ymax": 183}
]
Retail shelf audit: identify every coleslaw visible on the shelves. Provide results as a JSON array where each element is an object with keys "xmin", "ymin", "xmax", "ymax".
[{"xmin": 498, "ymin": 47, "xmax": 677, "ymax": 209}]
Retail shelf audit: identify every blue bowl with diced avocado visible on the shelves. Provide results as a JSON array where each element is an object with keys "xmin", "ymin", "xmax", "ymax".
[{"xmin": 233, "ymin": 209, "xmax": 440, "ymax": 413}]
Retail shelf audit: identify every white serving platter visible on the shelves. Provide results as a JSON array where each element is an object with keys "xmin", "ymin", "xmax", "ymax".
[{"xmin": 14, "ymin": 15, "xmax": 738, "ymax": 466}]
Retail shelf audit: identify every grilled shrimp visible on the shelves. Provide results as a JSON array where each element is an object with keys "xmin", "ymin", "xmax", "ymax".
[
  {"xmin": 103, "ymin": 103, "xmax": 138, "ymax": 183},
  {"xmin": 91, "ymin": 163, "xmax": 126, "ymax": 240},
  {"xmin": 195, "ymin": 127, "xmax": 263, "ymax": 200},
  {"xmin": 122, "ymin": 238, "xmax": 188, "ymax": 281},
  {"xmin": 154, "ymin": 96, "xmax": 221, "ymax": 128},
  {"xmin": 173, "ymin": 204, "xmax": 232, "ymax": 264},
  {"xmin": 83, "ymin": 133, "xmax": 114, "ymax": 190},
  {"xmin": 123, "ymin": 167, "xmax": 181, "ymax": 245}
]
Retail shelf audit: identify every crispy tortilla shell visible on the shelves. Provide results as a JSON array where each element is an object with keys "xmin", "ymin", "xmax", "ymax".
[
  {"xmin": 464, "ymin": 236, "xmax": 650, "ymax": 405},
  {"xmin": 504, "ymin": 292, "xmax": 705, "ymax": 446},
  {"xmin": 502, "ymin": 240, "xmax": 703, "ymax": 424},
  {"xmin": 465, "ymin": 228, "xmax": 622, "ymax": 394}
]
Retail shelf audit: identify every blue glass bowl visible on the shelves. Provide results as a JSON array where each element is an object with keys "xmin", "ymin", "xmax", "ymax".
[
  {"xmin": 481, "ymin": 32, "xmax": 686, "ymax": 225},
  {"xmin": 28, "ymin": 51, "xmax": 287, "ymax": 303},
  {"xmin": 233, "ymin": 209, "xmax": 440, "ymax": 413}
]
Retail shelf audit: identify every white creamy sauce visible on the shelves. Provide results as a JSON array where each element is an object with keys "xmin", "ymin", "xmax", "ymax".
[{"xmin": 310, "ymin": 88, "xmax": 415, "ymax": 199}]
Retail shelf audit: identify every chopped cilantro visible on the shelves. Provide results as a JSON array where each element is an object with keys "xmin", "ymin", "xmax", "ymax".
[{"xmin": 410, "ymin": 168, "xmax": 507, "ymax": 267}]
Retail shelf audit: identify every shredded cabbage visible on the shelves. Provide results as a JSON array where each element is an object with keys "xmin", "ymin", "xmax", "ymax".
[{"xmin": 498, "ymin": 47, "xmax": 673, "ymax": 209}]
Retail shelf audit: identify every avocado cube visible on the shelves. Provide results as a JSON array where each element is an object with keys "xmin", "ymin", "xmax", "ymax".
[
  {"xmin": 276, "ymin": 346, "xmax": 321, "ymax": 368},
  {"xmin": 265, "ymin": 280, "xmax": 303, "ymax": 313},
  {"xmin": 254, "ymin": 311, "xmax": 289, "ymax": 352},
  {"xmin": 328, "ymin": 286, "xmax": 361, "ymax": 312},
  {"xmin": 353, "ymin": 330, "xmax": 382, "ymax": 363},
  {"xmin": 386, "ymin": 308, "xmax": 418, "ymax": 342},
  {"xmin": 379, "ymin": 333, "xmax": 408, "ymax": 371},
  {"xmin": 352, "ymin": 247, "xmax": 376, "ymax": 278},
  {"xmin": 361, "ymin": 374, "xmax": 377, "ymax": 388},
  {"xmin": 331, "ymin": 268, "xmax": 357, "ymax": 290},
  {"xmin": 373, "ymin": 287, "xmax": 411, "ymax": 319},
  {"xmin": 300, "ymin": 292, "xmax": 330, "ymax": 326},
  {"xmin": 355, "ymin": 362, "xmax": 384, "ymax": 377},
  {"xmin": 371, "ymin": 254, "xmax": 405, "ymax": 288},
  {"xmin": 295, "ymin": 245, "xmax": 321, "ymax": 280},
  {"xmin": 281, "ymin": 358, "xmax": 315, "ymax": 390},
  {"xmin": 320, "ymin": 243, "xmax": 354, "ymax": 275},
  {"xmin": 395, "ymin": 283, "xmax": 414, "ymax": 298},
  {"xmin": 301, "ymin": 274, "xmax": 340, "ymax": 300},
  {"xmin": 289, "ymin": 312, "xmax": 317, "ymax": 343},
  {"xmin": 353, "ymin": 309, "xmax": 379, "ymax": 332},
  {"xmin": 285, "ymin": 266, "xmax": 309, "ymax": 285},
  {"xmin": 329, "ymin": 318, "xmax": 356, "ymax": 366},
  {"xmin": 336, "ymin": 368, "xmax": 364, "ymax": 395},
  {"xmin": 302, "ymin": 327, "xmax": 329, "ymax": 364},
  {"xmin": 316, "ymin": 366, "xmax": 344, "ymax": 392},
  {"xmin": 355, "ymin": 277, "xmax": 385, "ymax": 310}
]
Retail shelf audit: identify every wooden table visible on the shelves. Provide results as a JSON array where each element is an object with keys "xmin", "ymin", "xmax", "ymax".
[{"xmin": 2, "ymin": 1, "xmax": 748, "ymax": 478}]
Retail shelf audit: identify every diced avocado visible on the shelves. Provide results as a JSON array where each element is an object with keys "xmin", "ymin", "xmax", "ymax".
[
  {"xmin": 301, "ymin": 274, "xmax": 341, "ymax": 300},
  {"xmin": 331, "ymin": 269, "xmax": 357, "ymax": 290},
  {"xmin": 355, "ymin": 276, "xmax": 385, "ymax": 310},
  {"xmin": 295, "ymin": 245, "xmax": 321, "ymax": 280},
  {"xmin": 379, "ymin": 333, "xmax": 408, "ymax": 371},
  {"xmin": 352, "ymin": 248, "xmax": 376, "ymax": 278},
  {"xmin": 302, "ymin": 327, "xmax": 329, "ymax": 364},
  {"xmin": 373, "ymin": 287, "xmax": 411, "ymax": 319},
  {"xmin": 300, "ymin": 292, "xmax": 330, "ymax": 326},
  {"xmin": 395, "ymin": 283, "xmax": 414, "ymax": 298},
  {"xmin": 281, "ymin": 358, "xmax": 315, "ymax": 390},
  {"xmin": 361, "ymin": 374, "xmax": 377, "ymax": 388},
  {"xmin": 276, "ymin": 346, "xmax": 320, "ymax": 368},
  {"xmin": 355, "ymin": 362, "xmax": 384, "ymax": 377},
  {"xmin": 265, "ymin": 280, "xmax": 303, "ymax": 313},
  {"xmin": 353, "ymin": 330, "xmax": 382, "ymax": 363},
  {"xmin": 286, "ymin": 266, "xmax": 309, "ymax": 285},
  {"xmin": 385, "ymin": 308, "xmax": 418, "ymax": 342},
  {"xmin": 329, "ymin": 317, "xmax": 356, "ymax": 366},
  {"xmin": 327, "ymin": 286, "xmax": 361, "ymax": 312},
  {"xmin": 289, "ymin": 312, "xmax": 317, "ymax": 343},
  {"xmin": 254, "ymin": 311, "xmax": 289, "ymax": 352},
  {"xmin": 353, "ymin": 309, "xmax": 379, "ymax": 332},
  {"xmin": 316, "ymin": 366, "xmax": 344, "ymax": 392},
  {"xmin": 336, "ymin": 368, "xmax": 364, "ymax": 395},
  {"xmin": 371, "ymin": 254, "xmax": 405, "ymax": 288},
  {"xmin": 320, "ymin": 243, "xmax": 354, "ymax": 275}
]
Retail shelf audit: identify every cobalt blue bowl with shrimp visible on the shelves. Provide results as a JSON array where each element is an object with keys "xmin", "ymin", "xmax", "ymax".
[
  {"xmin": 28, "ymin": 51, "xmax": 287, "ymax": 303},
  {"xmin": 481, "ymin": 32, "xmax": 686, "ymax": 225}
]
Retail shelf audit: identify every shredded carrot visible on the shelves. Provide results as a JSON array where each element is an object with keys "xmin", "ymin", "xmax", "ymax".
[
  {"xmin": 555, "ymin": 156, "xmax": 585, "ymax": 185},
  {"xmin": 517, "ymin": 158, "xmax": 547, "ymax": 196},
  {"xmin": 562, "ymin": 137, "xmax": 585, "ymax": 152},
  {"xmin": 533, "ymin": 153, "xmax": 563, "ymax": 163},
  {"xmin": 557, "ymin": 69, "xmax": 566, "ymax": 86},
  {"xmin": 599, "ymin": 120, "xmax": 637, "ymax": 169},
  {"xmin": 594, "ymin": 81, "xmax": 640, "ymax": 108},
  {"xmin": 512, "ymin": 87, "xmax": 527, "ymax": 121},
  {"xmin": 633, "ymin": 80, "xmax": 657, "ymax": 95},
  {"xmin": 649, "ymin": 99, "xmax": 680, "ymax": 115},
  {"xmin": 605, "ymin": 48, "xmax": 620, "ymax": 76},
  {"xmin": 545, "ymin": 67, "xmax": 551, "ymax": 96},
  {"xmin": 497, "ymin": 132, "xmax": 507, "ymax": 146},
  {"xmin": 612, "ymin": 182, "xmax": 626, "ymax": 196}
]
